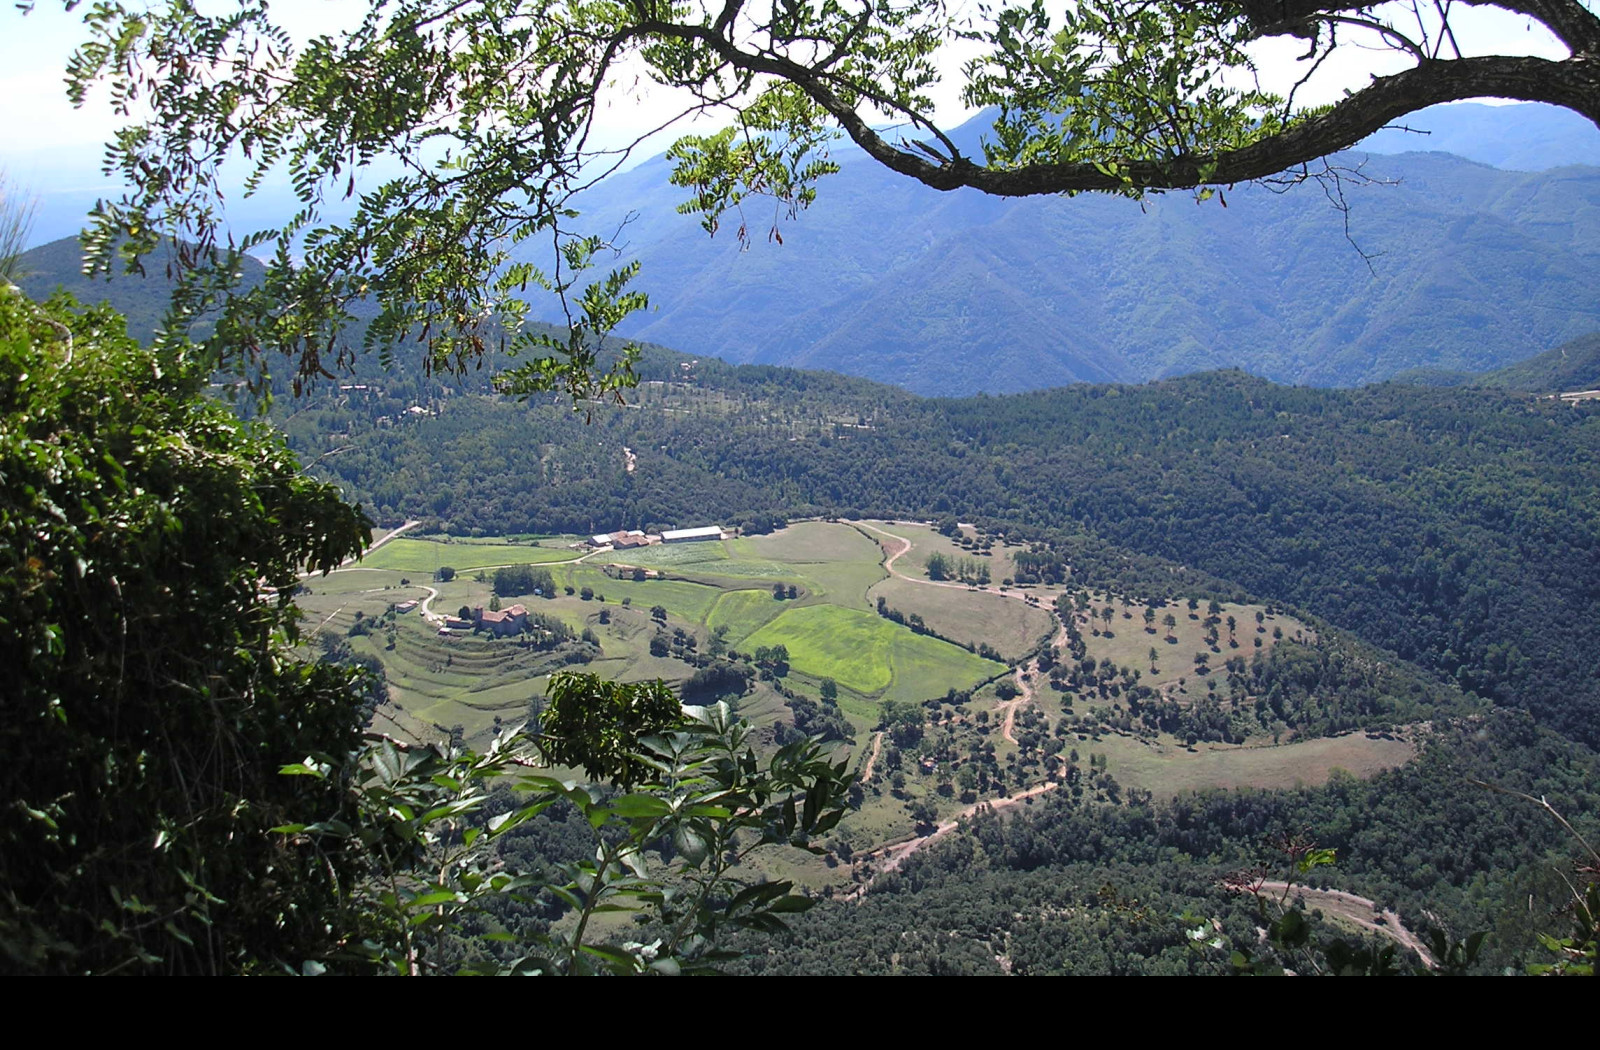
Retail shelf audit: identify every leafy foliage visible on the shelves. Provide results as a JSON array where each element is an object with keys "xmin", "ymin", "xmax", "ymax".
[
  {"xmin": 0, "ymin": 290, "xmax": 372, "ymax": 974},
  {"xmin": 279, "ymin": 686, "xmax": 855, "ymax": 974}
]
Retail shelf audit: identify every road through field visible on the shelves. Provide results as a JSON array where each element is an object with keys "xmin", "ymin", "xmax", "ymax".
[{"xmin": 855, "ymin": 520, "xmax": 1065, "ymax": 745}]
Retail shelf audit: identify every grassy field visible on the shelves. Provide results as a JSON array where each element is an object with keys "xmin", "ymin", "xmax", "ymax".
[
  {"xmin": 706, "ymin": 587, "xmax": 791, "ymax": 644},
  {"xmin": 1077, "ymin": 595, "xmax": 1312, "ymax": 696},
  {"xmin": 862, "ymin": 520, "xmax": 1021, "ymax": 584},
  {"xmin": 1092, "ymin": 732, "xmax": 1416, "ymax": 798},
  {"xmin": 362, "ymin": 537, "xmax": 584, "ymax": 572},
  {"xmin": 741, "ymin": 604, "xmax": 1006, "ymax": 699},
  {"xmin": 867, "ymin": 575, "xmax": 1054, "ymax": 661},
  {"xmin": 730, "ymin": 523, "xmax": 887, "ymax": 608}
]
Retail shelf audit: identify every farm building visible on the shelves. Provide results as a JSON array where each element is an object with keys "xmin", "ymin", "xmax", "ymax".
[
  {"xmin": 590, "ymin": 529, "xmax": 651, "ymax": 548},
  {"xmin": 661, "ymin": 526, "xmax": 724, "ymax": 543},
  {"xmin": 474, "ymin": 603, "xmax": 529, "ymax": 637}
]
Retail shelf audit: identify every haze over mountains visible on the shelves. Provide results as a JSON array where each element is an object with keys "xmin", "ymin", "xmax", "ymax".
[
  {"xmin": 14, "ymin": 103, "xmax": 1600, "ymax": 396},
  {"xmin": 536, "ymin": 103, "xmax": 1600, "ymax": 394}
]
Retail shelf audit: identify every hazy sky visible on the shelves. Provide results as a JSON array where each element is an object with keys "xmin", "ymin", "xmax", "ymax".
[{"xmin": 0, "ymin": 0, "xmax": 1569, "ymax": 243}]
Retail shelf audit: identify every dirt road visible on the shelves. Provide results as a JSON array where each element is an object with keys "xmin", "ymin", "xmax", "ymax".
[
  {"xmin": 848, "ymin": 781, "xmax": 1061, "ymax": 899},
  {"xmin": 860, "ymin": 731, "xmax": 885, "ymax": 783},
  {"xmin": 1252, "ymin": 881, "xmax": 1436, "ymax": 968}
]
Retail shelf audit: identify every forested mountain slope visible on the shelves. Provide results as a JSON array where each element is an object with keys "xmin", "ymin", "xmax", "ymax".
[
  {"xmin": 14, "ymin": 236, "xmax": 269, "ymax": 345},
  {"xmin": 537, "ymin": 106, "xmax": 1600, "ymax": 394},
  {"xmin": 1476, "ymin": 331, "xmax": 1600, "ymax": 391}
]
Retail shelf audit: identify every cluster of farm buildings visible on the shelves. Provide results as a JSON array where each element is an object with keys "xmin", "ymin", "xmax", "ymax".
[
  {"xmin": 433, "ymin": 603, "xmax": 533, "ymax": 637},
  {"xmin": 587, "ymin": 524, "xmax": 725, "ymax": 548}
]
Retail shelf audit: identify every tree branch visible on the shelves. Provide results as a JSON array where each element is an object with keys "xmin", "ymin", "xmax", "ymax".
[{"xmin": 647, "ymin": 18, "xmax": 1600, "ymax": 197}]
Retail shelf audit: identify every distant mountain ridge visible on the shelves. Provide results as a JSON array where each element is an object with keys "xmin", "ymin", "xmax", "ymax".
[
  {"xmin": 13, "ymin": 236, "xmax": 270, "ymax": 346},
  {"xmin": 15, "ymin": 103, "xmax": 1600, "ymax": 395},
  {"xmin": 1358, "ymin": 102, "xmax": 1600, "ymax": 170},
  {"xmin": 530, "ymin": 103, "xmax": 1600, "ymax": 395}
]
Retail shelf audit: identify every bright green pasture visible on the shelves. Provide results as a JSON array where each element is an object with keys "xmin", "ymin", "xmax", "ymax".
[
  {"xmin": 882, "ymin": 632, "xmax": 1007, "ymax": 704},
  {"xmin": 706, "ymin": 588, "xmax": 791, "ymax": 644},
  {"xmin": 363, "ymin": 537, "xmax": 583, "ymax": 572},
  {"xmin": 741, "ymin": 604, "xmax": 1004, "ymax": 699}
]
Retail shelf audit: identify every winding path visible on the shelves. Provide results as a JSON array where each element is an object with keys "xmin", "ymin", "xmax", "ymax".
[
  {"xmin": 847, "ymin": 781, "xmax": 1062, "ymax": 900},
  {"xmin": 1252, "ymin": 881, "xmax": 1436, "ymax": 969},
  {"xmin": 859, "ymin": 731, "xmax": 885, "ymax": 783},
  {"xmin": 842, "ymin": 520, "xmax": 1077, "ymax": 889},
  {"xmin": 856, "ymin": 520, "xmax": 1073, "ymax": 747}
]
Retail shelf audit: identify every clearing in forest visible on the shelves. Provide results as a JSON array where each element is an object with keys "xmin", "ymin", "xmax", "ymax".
[{"xmin": 302, "ymin": 518, "xmax": 1427, "ymax": 888}]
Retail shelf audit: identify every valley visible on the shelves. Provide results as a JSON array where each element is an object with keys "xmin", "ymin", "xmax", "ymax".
[
  {"xmin": 303, "ymin": 516, "xmax": 1420, "ymax": 895},
  {"xmin": 10, "ymin": 5, "xmax": 1600, "ymax": 976}
]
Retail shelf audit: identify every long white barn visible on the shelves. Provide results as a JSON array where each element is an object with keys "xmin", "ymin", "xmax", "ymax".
[{"xmin": 660, "ymin": 526, "xmax": 724, "ymax": 543}]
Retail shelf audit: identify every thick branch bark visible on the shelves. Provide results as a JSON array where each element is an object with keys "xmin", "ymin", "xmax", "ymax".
[
  {"xmin": 1228, "ymin": 0, "xmax": 1600, "ymax": 54},
  {"xmin": 644, "ymin": 15, "xmax": 1600, "ymax": 196}
]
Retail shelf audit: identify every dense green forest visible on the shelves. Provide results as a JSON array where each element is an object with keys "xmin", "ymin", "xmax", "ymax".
[{"xmin": 729, "ymin": 710, "xmax": 1598, "ymax": 975}]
